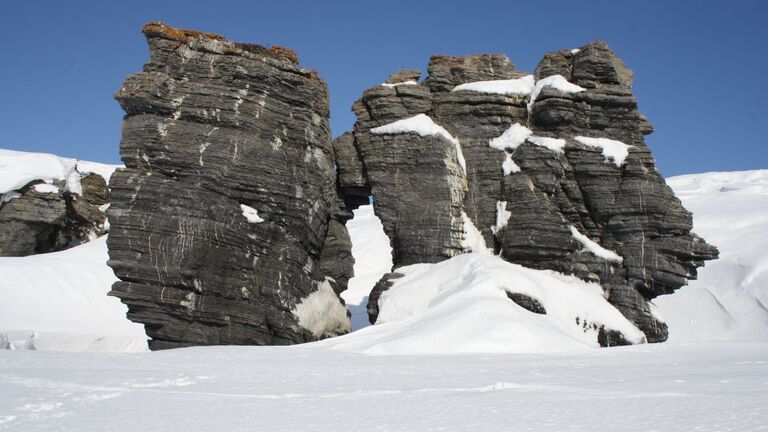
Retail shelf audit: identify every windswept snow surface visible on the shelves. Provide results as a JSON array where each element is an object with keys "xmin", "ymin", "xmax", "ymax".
[
  {"xmin": 528, "ymin": 74, "xmax": 585, "ymax": 112},
  {"xmin": 0, "ymin": 237, "xmax": 147, "ymax": 352},
  {"xmin": 325, "ymin": 254, "xmax": 645, "ymax": 355},
  {"xmin": 657, "ymin": 170, "xmax": 768, "ymax": 341},
  {"xmin": 0, "ymin": 149, "xmax": 120, "ymax": 195},
  {"xmin": 2, "ymin": 330, "xmax": 766, "ymax": 431}
]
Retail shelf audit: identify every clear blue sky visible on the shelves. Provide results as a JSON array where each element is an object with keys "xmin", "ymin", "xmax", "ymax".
[{"xmin": 1, "ymin": 0, "xmax": 765, "ymax": 176}]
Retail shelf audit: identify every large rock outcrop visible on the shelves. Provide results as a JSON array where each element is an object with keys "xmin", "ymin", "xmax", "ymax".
[
  {"xmin": 108, "ymin": 23, "xmax": 352, "ymax": 349},
  {"xmin": 339, "ymin": 42, "xmax": 718, "ymax": 343}
]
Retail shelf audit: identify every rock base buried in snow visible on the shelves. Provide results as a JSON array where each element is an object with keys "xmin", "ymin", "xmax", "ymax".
[{"xmin": 325, "ymin": 254, "xmax": 645, "ymax": 355}]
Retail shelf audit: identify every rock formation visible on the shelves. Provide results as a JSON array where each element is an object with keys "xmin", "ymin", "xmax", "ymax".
[
  {"xmin": 0, "ymin": 169, "xmax": 110, "ymax": 257},
  {"xmin": 107, "ymin": 23, "xmax": 351, "ymax": 349},
  {"xmin": 339, "ymin": 42, "xmax": 718, "ymax": 344}
]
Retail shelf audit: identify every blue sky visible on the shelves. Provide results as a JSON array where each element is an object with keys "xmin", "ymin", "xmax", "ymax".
[{"xmin": 1, "ymin": 0, "xmax": 765, "ymax": 176}]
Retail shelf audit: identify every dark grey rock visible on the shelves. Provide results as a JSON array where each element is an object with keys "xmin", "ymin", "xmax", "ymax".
[
  {"xmin": 351, "ymin": 41, "xmax": 718, "ymax": 343},
  {"xmin": 0, "ymin": 176, "xmax": 110, "ymax": 257},
  {"xmin": 108, "ymin": 22, "xmax": 352, "ymax": 349},
  {"xmin": 506, "ymin": 292, "xmax": 546, "ymax": 315}
]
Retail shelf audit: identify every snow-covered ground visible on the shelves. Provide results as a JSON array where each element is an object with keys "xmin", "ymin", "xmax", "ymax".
[
  {"xmin": 0, "ymin": 236, "xmax": 147, "ymax": 352},
  {"xmin": 655, "ymin": 170, "xmax": 768, "ymax": 341},
  {"xmin": 1, "ymin": 165, "xmax": 767, "ymax": 430},
  {"xmin": 1, "ymin": 342, "xmax": 766, "ymax": 431}
]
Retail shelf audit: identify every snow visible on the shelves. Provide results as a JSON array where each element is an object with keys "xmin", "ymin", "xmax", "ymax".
[
  {"xmin": 341, "ymin": 205, "xmax": 392, "ymax": 331},
  {"xmin": 528, "ymin": 74, "xmax": 586, "ymax": 112},
  {"xmin": 527, "ymin": 135, "xmax": 566, "ymax": 153},
  {"xmin": 501, "ymin": 153, "xmax": 520, "ymax": 175},
  {"xmin": 570, "ymin": 48, "xmax": 581, "ymax": 54},
  {"xmin": 0, "ymin": 149, "xmax": 120, "ymax": 195},
  {"xmin": 239, "ymin": 204, "xmax": 264, "ymax": 223},
  {"xmin": 292, "ymin": 280, "xmax": 351, "ymax": 338},
  {"xmin": 1, "ymin": 342, "xmax": 766, "ymax": 431},
  {"xmin": 489, "ymin": 123, "xmax": 532, "ymax": 151},
  {"xmin": 324, "ymin": 254, "xmax": 645, "ymax": 355},
  {"xmin": 0, "ymin": 236, "xmax": 147, "ymax": 352},
  {"xmin": 569, "ymin": 226, "xmax": 623, "ymax": 263},
  {"xmin": 32, "ymin": 183, "xmax": 59, "ymax": 194},
  {"xmin": 656, "ymin": 169, "xmax": 768, "ymax": 341},
  {"xmin": 371, "ymin": 114, "xmax": 466, "ymax": 174},
  {"xmin": 451, "ymin": 75, "xmax": 535, "ymax": 96},
  {"xmin": 461, "ymin": 211, "xmax": 492, "ymax": 255},
  {"xmin": 380, "ymin": 80, "xmax": 418, "ymax": 88},
  {"xmin": 491, "ymin": 200, "xmax": 511, "ymax": 235},
  {"xmin": 574, "ymin": 136, "xmax": 633, "ymax": 166}
]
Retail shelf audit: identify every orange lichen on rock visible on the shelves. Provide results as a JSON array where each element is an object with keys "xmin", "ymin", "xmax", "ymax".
[
  {"xmin": 267, "ymin": 45, "xmax": 299, "ymax": 64},
  {"xmin": 142, "ymin": 21, "xmax": 224, "ymax": 42}
]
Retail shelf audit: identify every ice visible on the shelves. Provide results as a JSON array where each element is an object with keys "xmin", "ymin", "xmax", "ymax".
[
  {"xmin": 574, "ymin": 136, "xmax": 633, "ymax": 166},
  {"xmin": 570, "ymin": 226, "xmax": 623, "ymax": 262},
  {"xmin": 371, "ymin": 114, "xmax": 466, "ymax": 174},
  {"xmin": 239, "ymin": 204, "xmax": 264, "ymax": 223},
  {"xmin": 451, "ymin": 75, "xmax": 535, "ymax": 95}
]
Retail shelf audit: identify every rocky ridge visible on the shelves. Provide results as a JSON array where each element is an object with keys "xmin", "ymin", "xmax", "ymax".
[
  {"xmin": 107, "ymin": 23, "xmax": 351, "ymax": 349},
  {"xmin": 338, "ymin": 42, "xmax": 718, "ymax": 343}
]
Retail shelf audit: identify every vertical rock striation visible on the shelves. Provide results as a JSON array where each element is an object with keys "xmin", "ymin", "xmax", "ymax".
[
  {"xmin": 341, "ymin": 42, "xmax": 718, "ymax": 343},
  {"xmin": 108, "ymin": 23, "xmax": 352, "ymax": 349}
]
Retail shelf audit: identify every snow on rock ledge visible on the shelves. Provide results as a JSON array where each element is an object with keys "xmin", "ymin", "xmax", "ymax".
[
  {"xmin": 574, "ymin": 136, "xmax": 633, "ymax": 166},
  {"xmin": 325, "ymin": 254, "xmax": 645, "ymax": 355},
  {"xmin": 570, "ymin": 226, "xmax": 623, "ymax": 263},
  {"xmin": 371, "ymin": 114, "xmax": 466, "ymax": 174},
  {"xmin": 451, "ymin": 75, "xmax": 535, "ymax": 95}
]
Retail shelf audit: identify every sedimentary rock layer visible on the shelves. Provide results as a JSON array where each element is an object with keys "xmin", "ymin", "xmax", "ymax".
[
  {"xmin": 341, "ymin": 41, "xmax": 718, "ymax": 343},
  {"xmin": 108, "ymin": 23, "xmax": 351, "ymax": 349}
]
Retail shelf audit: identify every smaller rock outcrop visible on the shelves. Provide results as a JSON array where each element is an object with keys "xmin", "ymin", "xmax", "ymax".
[{"xmin": 0, "ymin": 151, "xmax": 113, "ymax": 257}]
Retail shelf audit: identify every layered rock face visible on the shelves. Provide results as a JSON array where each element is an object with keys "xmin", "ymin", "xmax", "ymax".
[
  {"xmin": 339, "ymin": 42, "xmax": 718, "ymax": 343},
  {"xmin": 108, "ymin": 23, "xmax": 351, "ymax": 349},
  {"xmin": 0, "ymin": 172, "xmax": 110, "ymax": 257}
]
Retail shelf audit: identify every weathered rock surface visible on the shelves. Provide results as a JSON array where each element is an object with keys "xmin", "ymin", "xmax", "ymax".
[
  {"xmin": 340, "ymin": 41, "xmax": 718, "ymax": 343},
  {"xmin": 0, "ymin": 174, "xmax": 110, "ymax": 257},
  {"xmin": 108, "ymin": 23, "xmax": 352, "ymax": 349}
]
